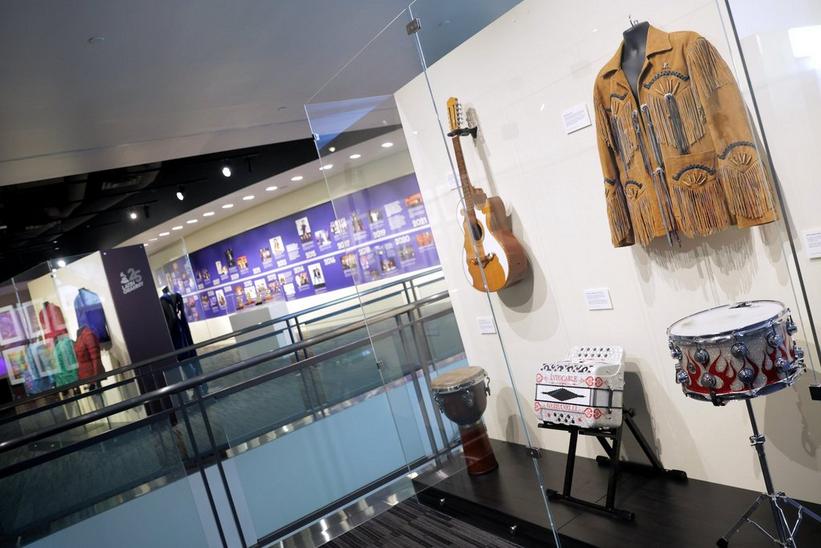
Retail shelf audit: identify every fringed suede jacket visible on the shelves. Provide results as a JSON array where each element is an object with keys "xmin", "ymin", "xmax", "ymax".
[{"xmin": 593, "ymin": 25, "xmax": 777, "ymax": 247}]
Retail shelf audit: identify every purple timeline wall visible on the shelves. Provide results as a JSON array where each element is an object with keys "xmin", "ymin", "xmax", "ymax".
[{"xmin": 154, "ymin": 174, "xmax": 440, "ymax": 322}]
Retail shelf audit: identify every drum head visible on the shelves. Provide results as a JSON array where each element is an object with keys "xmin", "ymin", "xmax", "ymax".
[
  {"xmin": 669, "ymin": 300, "xmax": 785, "ymax": 338},
  {"xmin": 431, "ymin": 366, "xmax": 486, "ymax": 393}
]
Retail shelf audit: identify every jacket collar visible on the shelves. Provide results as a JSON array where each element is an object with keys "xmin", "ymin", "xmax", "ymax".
[{"xmin": 601, "ymin": 24, "xmax": 673, "ymax": 77}]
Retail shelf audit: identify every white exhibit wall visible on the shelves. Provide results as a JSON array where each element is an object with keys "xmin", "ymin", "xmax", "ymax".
[{"xmin": 395, "ymin": 0, "xmax": 821, "ymax": 501}]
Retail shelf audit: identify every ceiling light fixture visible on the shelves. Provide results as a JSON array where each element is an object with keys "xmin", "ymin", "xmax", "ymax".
[
  {"xmin": 381, "ymin": 141, "xmax": 394, "ymax": 148},
  {"xmin": 186, "ymin": 219, "xmax": 198, "ymax": 224},
  {"xmin": 203, "ymin": 211, "xmax": 215, "ymax": 217},
  {"xmin": 242, "ymin": 195, "xmax": 255, "ymax": 201},
  {"xmin": 172, "ymin": 225, "xmax": 183, "ymax": 231},
  {"xmin": 159, "ymin": 232, "xmax": 170, "ymax": 237},
  {"xmin": 176, "ymin": 186, "xmax": 185, "ymax": 201},
  {"xmin": 222, "ymin": 203, "xmax": 234, "ymax": 209},
  {"xmin": 319, "ymin": 164, "xmax": 333, "ymax": 171},
  {"xmin": 128, "ymin": 211, "xmax": 138, "ymax": 220},
  {"xmin": 56, "ymin": 259, "xmax": 67, "ymax": 268},
  {"xmin": 265, "ymin": 186, "xmax": 278, "ymax": 191},
  {"xmin": 329, "ymin": 146, "xmax": 336, "ymax": 152},
  {"xmin": 221, "ymin": 166, "xmax": 232, "ymax": 177},
  {"xmin": 349, "ymin": 153, "xmax": 361, "ymax": 159},
  {"xmin": 149, "ymin": 238, "xmax": 158, "ymax": 241},
  {"xmin": 290, "ymin": 175, "xmax": 303, "ymax": 182}
]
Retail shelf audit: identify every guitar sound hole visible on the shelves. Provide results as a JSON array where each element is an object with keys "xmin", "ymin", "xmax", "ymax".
[{"xmin": 469, "ymin": 221, "xmax": 483, "ymax": 241}]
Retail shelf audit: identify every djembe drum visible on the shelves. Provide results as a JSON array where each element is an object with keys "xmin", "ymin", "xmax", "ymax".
[{"xmin": 431, "ymin": 366, "xmax": 498, "ymax": 475}]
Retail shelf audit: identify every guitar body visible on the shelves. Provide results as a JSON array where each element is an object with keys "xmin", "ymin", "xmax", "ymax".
[{"xmin": 463, "ymin": 196, "xmax": 528, "ymax": 292}]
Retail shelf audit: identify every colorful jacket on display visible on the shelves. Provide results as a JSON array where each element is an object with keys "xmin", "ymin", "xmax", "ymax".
[
  {"xmin": 40, "ymin": 301, "xmax": 68, "ymax": 339},
  {"xmin": 74, "ymin": 326, "xmax": 104, "ymax": 380},
  {"xmin": 593, "ymin": 25, "xmax": 777, "ymax": 247},
  {"xmin": 53, "ymin": 335, "xmax": 79, "ymax": 386},
  {"xmin": 73, "ymin": 288, "xmax": 110, "ymax": 343},
  {"xmin": 23, "ymin": 345, "xmax": 54, "ymax": 395}
]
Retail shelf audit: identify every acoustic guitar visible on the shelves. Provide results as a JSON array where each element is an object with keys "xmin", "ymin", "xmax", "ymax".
[{"xmin": 446, "ymin": 97, "xmax": 528, "ymax": 292}]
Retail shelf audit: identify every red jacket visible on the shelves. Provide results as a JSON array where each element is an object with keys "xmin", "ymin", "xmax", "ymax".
[
  {"xmin": 74, "ymin": 326, "xmax": 103, "ymax": 380},
  {"xmin": 40, "ymin": 301, "xmax": 68, "ymax": 339}
]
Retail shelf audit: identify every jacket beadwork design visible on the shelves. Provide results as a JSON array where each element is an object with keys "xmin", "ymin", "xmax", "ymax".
[{"xmin": 593, "ymin": 25, "xmax": 777, "ymax": 247}]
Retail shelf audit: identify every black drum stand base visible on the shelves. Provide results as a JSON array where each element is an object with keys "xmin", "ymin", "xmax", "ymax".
[
  {"xmin": 540, "ymin": 408, "xmax": 687, "ymax": 522},
  {"xmin": 717, "ymin": 400, "xmax": 821, "ymax": 547}
]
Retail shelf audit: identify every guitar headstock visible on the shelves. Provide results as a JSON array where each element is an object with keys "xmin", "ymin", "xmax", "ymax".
[{"xmin": 447, "ymin": 97, "xmax": 466, "ymax": 137}]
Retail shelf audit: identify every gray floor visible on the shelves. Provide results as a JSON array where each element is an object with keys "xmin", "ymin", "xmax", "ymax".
[{"xmin": 325, "ymin": 498, "xmax": 522, "ymax": 548}]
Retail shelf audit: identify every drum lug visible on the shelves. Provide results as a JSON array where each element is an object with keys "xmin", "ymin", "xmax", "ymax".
[
  {"xmin": 786, "ymin": 318, "xmax": 798, "ymax": 335},
  {"xmin": 794, "ymin": 345, "xmax": 805, "ymax": 360},
  {"xmin": 731, "ymin": 342, "xmax": 748, "ymax": 360},
  {"xmin": 701, "ymin": 372, "xmax": 717, "ymax": 388},
  {"xmin": 670, "ymin": 345, "xmax": 682, "ymax": 361},
  {"xmin": 775, "ymin": 357, "xmax": 789, "ymax": 373},
  {"xmin": 485, "ymin": 376, "xmax": 491, "ymax": 396},
  {"xmin": 738, "ymin": 366, "xmax": 755, "ymax": 385},
  {"xmin": 675, "ymin": 368, "xmax": 689, "ymax": 385},
  {"xmin": 462, "ymin": 390, "xmax": 475, "ymax": 408},
  {"xmin": 694, "ymin": 348, "xmax": 710, "ymax": 365},
  {"xmin": 767, "ymin": 332, "xmax": 783, "ymax": 348}
]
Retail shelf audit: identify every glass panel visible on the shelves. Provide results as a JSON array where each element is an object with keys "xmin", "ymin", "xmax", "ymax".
[{"xmin": 305, "ymin": 3, "xmax": 560, "ymax": 545}]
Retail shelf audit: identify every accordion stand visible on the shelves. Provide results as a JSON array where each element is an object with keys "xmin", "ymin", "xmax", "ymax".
[{"xmin": 539, "ymin": 408, "xmax": 687, "ymax": 521}]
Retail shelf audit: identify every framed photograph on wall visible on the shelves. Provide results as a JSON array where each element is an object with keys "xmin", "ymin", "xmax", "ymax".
[
  {"xmin": 3, "ymin": 344, "xmax": 32, "ymax": 385},
  {"xmin": 21, "ymin": 301, "xmax": 44, "ymax": 340},
  {"xmin": 0, "ymin": 305, "xmax": 25, "ymax": 346}
]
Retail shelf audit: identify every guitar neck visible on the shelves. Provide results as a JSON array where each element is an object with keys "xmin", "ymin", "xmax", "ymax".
[{"xmin": 450, "ymin": 135, "xmax": 477, "ymax": 219}]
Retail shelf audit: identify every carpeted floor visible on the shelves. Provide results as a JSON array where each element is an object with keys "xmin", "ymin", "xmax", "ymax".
[{"xmin": 325, "ymin": 498, "xmax": 522, "ymax": 548}]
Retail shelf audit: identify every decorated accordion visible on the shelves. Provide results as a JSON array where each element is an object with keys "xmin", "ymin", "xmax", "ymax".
[{"xmin": 534, "ymin": 346, "xmax": 624, "ymax": 429}]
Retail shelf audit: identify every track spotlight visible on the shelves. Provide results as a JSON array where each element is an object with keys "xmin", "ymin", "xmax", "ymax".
[
  {"xmin": 221, "ymin": 166, "xmax": 232, "ymax": 177},
  {"xmin": 176, "ymin": 186, "xmax": 185, "ymax": 201},
  {"xmin": 128, "ymin": 211, "xmax": 138, "ymax": 220}
]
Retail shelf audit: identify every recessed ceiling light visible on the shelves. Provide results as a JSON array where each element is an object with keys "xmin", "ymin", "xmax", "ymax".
[
  {"xmin": 56, "ymin": 259, "xmax": 67, "ymax": 268},
  {"xmin": 144, "ymin": 243, "xmax": 150, "ymax": 247},
  {"xmin": 222, "ymin": 166, "xmax": 232, "ymax": 177},
  {"xmin": 349, "ymin": 153, "xmax": 362, "ymax": 159},
  {"xmin": 329, "ymin": 146, "xmax": 336, "ymax": 152},
  {"xmin": 159, "ymin": 232, "xmax": 170, "ymax": 237},
  {"xmin": 290, "ymin": 175, "xmax": 303, "ymax": 182},
  {"xmin": 128, "ymin": 211, "xmax": 138, "ymax": 220},
  {"xmin": 319, "ymin": 164, "xmax": 333, "ymax": 171},
  {"xmin": 149, "ymin": 238, "xmax": 158, "ymax": 241},
  {"xmin": 203, "ymin": 211, "xmax": 215, "ymax": 217},
  {"xmin": 172, "ymin": 225, "xmax": 183, "ymax": 231},
  {"xmin": 222, "ymin": 203, "xmax": 234, "ymax": 209},
  {"xmin": 381, "ymin": 142, "xmax": 394, "ymax": 148},
  {"xmin": 176, "ymin": 186, "xmax": 185, "ymax": 201},
  {"xmin": 242, "ymin": 195, "xmax": 255, "ymax": 201},
  {"xmin": 265, "ymin": 186, "xmax": 278, "ymax": 191},
  {"xmin": 186, "ymin": 219, "xmax": 198, "ymax": 224}
]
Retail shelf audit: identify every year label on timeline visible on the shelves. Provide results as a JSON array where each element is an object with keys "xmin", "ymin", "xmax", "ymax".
[
  {"xmin": 305, "ymin": 250, "xmax": 317, "ymax": 259},
  {"xmin": 412, "ymin": 217, "xmax": 428, "ymax": 227},
  {"xmin": 371, "ymin": 228, "xmax": 386, "ymax": 239}
]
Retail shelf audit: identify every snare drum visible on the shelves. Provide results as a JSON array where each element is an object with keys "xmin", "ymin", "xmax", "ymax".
[
  {"xmin": 431, "ymin": 367, "xmax": 498, "ymax": 475},
  {"xmin": 667, "ymin": 301, "xmax": 805, "ymax": 405}
]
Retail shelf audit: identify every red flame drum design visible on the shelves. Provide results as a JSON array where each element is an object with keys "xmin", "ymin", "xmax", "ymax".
[{"xmin": 667, "ymin": 301, "xmax": 805, "ymax": 405}]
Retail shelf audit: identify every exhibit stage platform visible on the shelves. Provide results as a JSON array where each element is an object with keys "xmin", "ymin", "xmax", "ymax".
[{"xmin": 414, "ymin": 439, "xmax": 821, "ymax": 547}]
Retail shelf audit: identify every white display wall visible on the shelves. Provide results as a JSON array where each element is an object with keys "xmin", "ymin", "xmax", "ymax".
[{"xmin": 396, "ymin": 0, "xmax": 821, "ymax": 502}]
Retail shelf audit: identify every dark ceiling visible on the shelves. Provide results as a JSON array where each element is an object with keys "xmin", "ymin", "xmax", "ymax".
[{"xmin": 0, "ymin": 138, "xmax": 315, "ymax": 281}]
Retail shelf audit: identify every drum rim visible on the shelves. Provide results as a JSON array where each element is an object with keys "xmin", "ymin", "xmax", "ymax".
[
  {"xmin": 431, "ymin": 366, "xmax": 487, "ymax": 394},
  {"xmin": 667, "ymin": 300, "xmax": 789, "ymax": 344},
  {"xmin": 680, "ymin": 362, "xmax": 804, "ymax": 402}
]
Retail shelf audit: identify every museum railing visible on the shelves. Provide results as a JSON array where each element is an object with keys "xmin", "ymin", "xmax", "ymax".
[
  {"xmin": 0, "ymin": 266, "xmax": 445, "ymax": 436},
  {"xmin": 0, "ymin": 288, "xmax": 464, "ymax": 546}
]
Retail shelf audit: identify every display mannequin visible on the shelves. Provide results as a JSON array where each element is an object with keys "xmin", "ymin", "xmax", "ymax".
[
  {"xmin": 160, "ymin": 287, "xmax": 204, "ymax": 387},
  {"xmin": 621, "ymin": 21, "xmax": 649, "ymax": 99}
]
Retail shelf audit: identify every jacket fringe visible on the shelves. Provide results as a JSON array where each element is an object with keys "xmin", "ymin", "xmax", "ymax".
[
  {"xmin": 687, "ymin": 38, "xmax": 734, "ymax": 101},
  {"xmin": 627, "ymin": 189, "xmax": 656, "ymax": 246},
  {"xmin": 605, "ymin": 180, "xmax": 632, "ymax": 245},
  {"xmin": 646, "ymin": 87, "xmax": 705, "ymax": 153},
  {"xmin": 594, "ymin": 95, "xmax": 613, "ymax": 149},
  {"xmin": 672, "ymin": 176, "xmax": 731, "ymax": 236},
  {"xmin": 611, "ymin": 101, "xmax": 637, "ymax": 168},
  {"xmin": 718, "ymin": 156, "xmax": 774, "ymax": 219}
]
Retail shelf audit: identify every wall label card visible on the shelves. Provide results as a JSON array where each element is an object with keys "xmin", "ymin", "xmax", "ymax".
[
  {"xmin": 584, "ymin": 288, "xmax": 613, "ymax": 311},
  {"xmin": 803, "ymin": 229, "xmax": 821, "ymax": 259},
  {"xmin": 477, "ymin": 315, "xmax": 497, "ymax": 334},
  {"xmin": 561, "ymin": 103, "xmax": 592, "ymax": 134}
]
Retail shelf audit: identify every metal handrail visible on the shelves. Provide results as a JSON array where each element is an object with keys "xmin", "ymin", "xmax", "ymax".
[
  {"xmin": 0, "ymin": 267, "xmax": 444, "ymax": 414},
  {"xmin": 0, "ymin": 290, "xmax": 451, "ymax": 458}
]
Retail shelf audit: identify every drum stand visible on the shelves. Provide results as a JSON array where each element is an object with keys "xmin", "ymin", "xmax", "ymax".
[
  {"xmin": 539, "ymin": 408, "xmax": 687, "ymax": 521},
  {"xmin": 718, "ymin": 400, "xmax": 821, "ymax": 547}
]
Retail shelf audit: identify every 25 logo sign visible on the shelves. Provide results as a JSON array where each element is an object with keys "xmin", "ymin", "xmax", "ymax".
[{"xmin": 120, "ymin": 268, "xmax": 144, "ymax": 295}]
